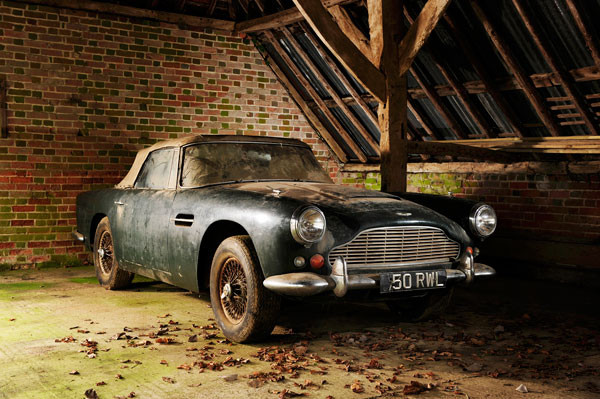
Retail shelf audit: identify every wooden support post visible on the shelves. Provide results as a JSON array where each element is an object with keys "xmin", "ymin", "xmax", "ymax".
[
  {"xmin": 471, "ymin": 1, "xmax": 562, "ymax": 137},
  {"xmin": 0, "ymin": 76, "xmax": 6, "ymax": 138},
  {"xmin": 369, "ymin": 0, "xmax": 408, "ymax": 192},
  {"xmin": 265, "ymin": 30, "xmax": 369, "ymax": 161},
  {"xmin": 280, "ymin": 27, "xmax": 380, "ymax": 155},
  {"xmin": 511, "ymin": 0, "xmax": 598, "ymax": 136}
]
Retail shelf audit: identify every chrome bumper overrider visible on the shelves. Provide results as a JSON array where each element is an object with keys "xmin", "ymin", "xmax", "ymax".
[
  {"xmin": 72, "ymin": 231, "xmax": 85, "ymax": 242},
  {"xmin": 263, "ymin": 253, "xmax": 496, "ymax": 297}
]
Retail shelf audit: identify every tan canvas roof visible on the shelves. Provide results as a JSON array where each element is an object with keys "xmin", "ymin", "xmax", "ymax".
[{"xmin": 116, "ymin": 135, "xmax": 309, "ymax": 188}]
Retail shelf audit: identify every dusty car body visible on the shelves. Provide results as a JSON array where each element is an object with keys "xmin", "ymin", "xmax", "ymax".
[{"xmin": 74, "ymin": 135, "xmax": 497, "ymax": 342}]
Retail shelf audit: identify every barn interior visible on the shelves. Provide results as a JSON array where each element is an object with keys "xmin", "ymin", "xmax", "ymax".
[{"xmin": 0, "ymin": 0, "xmax": 599, "ymax": 398}]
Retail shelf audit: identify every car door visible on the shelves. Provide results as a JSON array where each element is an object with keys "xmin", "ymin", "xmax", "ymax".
[{"xmin": 118, "ymin": 147, "xmax": 177, "ymax": 275}]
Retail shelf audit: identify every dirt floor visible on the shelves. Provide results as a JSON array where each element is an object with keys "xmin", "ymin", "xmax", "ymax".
[{"xmin": 0, "ymin": 266, "xmax": 598, "ymax": 399}]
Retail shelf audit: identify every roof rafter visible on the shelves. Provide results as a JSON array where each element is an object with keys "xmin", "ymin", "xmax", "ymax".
[
  {"xmin": 470, "ymin": 0, "xmax": 562, "ymax": 137},
  {"xmin": 280, "ymin": 27, "xmax": 380, "ymax": 155},
  {"xmin": 264, "ymin": 30, "xmax": 369, "ymax": 162},
  {"xmin": 291, "ymin": 0, "xmax": 386, "ymax": 103},
  {"xmin": 565, "ymin": 0, "xmax": 600, "ymax": 68},
  {"xmin": 511, "ymin": 0, "xmax": 599, "ymax": 136}
]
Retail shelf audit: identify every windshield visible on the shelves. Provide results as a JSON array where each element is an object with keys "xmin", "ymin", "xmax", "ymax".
[{"xmin": 180, "ymin": 142, "xmax": 332, "ymax": 187}]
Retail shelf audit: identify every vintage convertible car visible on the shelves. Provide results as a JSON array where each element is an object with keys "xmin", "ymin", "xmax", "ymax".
[{"xmin": 74, "ymin": 135, "xmax": 497, "ymax": 342}]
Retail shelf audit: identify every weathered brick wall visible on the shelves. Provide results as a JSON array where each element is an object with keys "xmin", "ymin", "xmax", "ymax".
[
  {"xmin": 339, "ymin": 162, "xmax": 600, "ymax": 251},
  {"xmin": 0, "ymin": 1, "xmax": 338, "ymax": 267}
]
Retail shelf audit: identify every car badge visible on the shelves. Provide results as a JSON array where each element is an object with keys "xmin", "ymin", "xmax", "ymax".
[
  {"xmin": 397, "ymin": 212, "xmax": 412, "ymax": 217},
  {"xmin": 272, "ymin": 189, "xmax": 282, "ymax": 198}
]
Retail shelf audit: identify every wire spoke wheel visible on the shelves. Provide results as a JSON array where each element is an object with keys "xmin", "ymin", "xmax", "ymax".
[
  {"xmin": 218, "ymin": 257, "xmax": 248, "ymax": 324},
  {"xmin": 98, "ymin": 230, "xmax": 114, "ymax": 275}
]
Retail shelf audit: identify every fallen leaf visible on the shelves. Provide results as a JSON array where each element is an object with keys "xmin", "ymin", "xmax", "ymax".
[
  {"xmin": 160, "ymin": 360, "xmax": 168, "ymax": 365},
  {"xmin": 69, "ymin": 370, "xmax": 80, "ymax": 375},
  {"xmin": 162, "ymin": 377, "xmax": 175, "ymax": 384},
  {"xmin": 222, "ymin": 374, "xmax": 238, "ymax": 382},
  {"xmin": 403, "ymin": 381, "xmax": 428, "ymax": 395},
  {"xmin": 466, "ymin": 362, "xmax": 483, "ymax": 372},
  {"xmin": 96, "ymin": 381, "xmax": 106, "ymax": 386},
  {"xmin": 84, "ymin": 388, "xmax": 98, "ymax": 399},
  {"xmin": 115, "ymin": 374, "xmax": 123, "ymax": 379},
  {"xmin": 350, "ymin": 380, "xmax": 364, "ymax": 393},
  {"xmin": 188, "ymin": 335, "xmax": 198, "ymax": 342}
]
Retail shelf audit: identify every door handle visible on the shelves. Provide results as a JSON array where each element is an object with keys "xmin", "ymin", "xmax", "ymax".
[
  {"xmin": 114, "ymin": 201, "xmax": 125, "ymax": 206},
  {"xmin": 172, "ymin": 213, "xmax": 194, "ymax": 227}
]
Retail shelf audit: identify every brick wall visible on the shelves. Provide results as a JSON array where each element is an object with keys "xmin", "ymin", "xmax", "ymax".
[{"xmin": 0, "ymin": 1, "xmax": 337, "ymax": 267}]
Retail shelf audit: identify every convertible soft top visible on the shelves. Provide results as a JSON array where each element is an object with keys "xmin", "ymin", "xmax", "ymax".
[{"xmin": 116, "ymin": 134, "xmax": 310, "ymax": 188}]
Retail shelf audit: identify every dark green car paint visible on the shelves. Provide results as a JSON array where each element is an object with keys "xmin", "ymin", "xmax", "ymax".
[{"xmin": 76, "ymin": 137, "xmax": 481, "ymax": 294}]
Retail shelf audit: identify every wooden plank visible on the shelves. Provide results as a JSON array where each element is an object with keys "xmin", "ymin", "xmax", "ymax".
[
  {"xmin": 407, "ymin": 141, "xmax": 522, "ymax": 162},
  {"xmin": 565, "ymin": 0, "xmax": 600, "ymax": 67},
  {"xmin": 328, "ymin": 6, "xmax": 375, "ymax": 65},
  {"xmin": 404, "ymin": 6, "xmax": 495, "ymax": 138},
  {"xmin": 265, "ymin": 30, "xmax": 368, "ymax": 162},
  {"xmin": 292, "ymin": 0, "xmax": 387, "ymax": 103},
  {"xmin": 366, "ymin": 0, "xmax": 384, "ymax": 69},
  {"xmin": 235, "ymin": 0, "xmax": 354, "ymax": 32},
  {"xmin": 301, "ymin": 24, "xmax": 380, "ymax": 128},
  {"xmin": 19, "ymin": 0, "xmax": 235, "ymax": 31},
  {"xmin": 397, "ymin": 0, "xmax": 452, "ymax": 77},
  {"xmin": 280, "ymin": 27, "xmax": 380, "ymax": 154},
  {"xmin": 410, "ymin": 66, "xmax": 468, "ymax": 139},
  {"xmin": 443, "ymin": 12, "xmax": 525, "ymax": 137},
  {"xmin": 512, "ymin": 0, "xmax": 599, "ymax": 136},
  {"xmin": 471, "ymin": 1, "xmax": 562, "ymax": 137},
  {"xmin": 261, "ymin": 42, "xmax": 348, "ymax": 162},
  {"xmin": 0, "ymin": 75, "xmax": 7, "ymax": 138}
]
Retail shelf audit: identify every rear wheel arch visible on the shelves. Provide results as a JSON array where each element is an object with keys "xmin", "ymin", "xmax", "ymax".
[
  {"xmin": 197, "ymin": 220, "xmax": 253, "ymax": 289},
  {"xmin": 90, "ymin": 213, "xmax": 107, "ymax": 244}
]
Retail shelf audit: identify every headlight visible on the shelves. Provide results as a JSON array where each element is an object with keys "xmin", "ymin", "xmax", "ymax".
[
  {"xmin": 469, "ymin": 204, "xmax": 497, "ymax": 237},
  {"xmin": 290, "ymin": 206, "xmax": 326, "ymax": 245}
]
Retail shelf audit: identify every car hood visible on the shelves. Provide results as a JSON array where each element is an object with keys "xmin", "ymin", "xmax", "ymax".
[{"xmin": 225, "ymin": 181, "xmax": 471, "ymax": 245}]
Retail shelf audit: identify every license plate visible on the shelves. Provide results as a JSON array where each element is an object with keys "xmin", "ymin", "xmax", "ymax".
[{"xmin": 380, "ymin": 270, "xmax": 447, "ymax": 293}]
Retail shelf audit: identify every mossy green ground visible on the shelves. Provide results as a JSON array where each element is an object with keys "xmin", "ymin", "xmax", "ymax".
[{"xmin": 1, "ymin": 267, "xmax": 599, "ymax": 399}]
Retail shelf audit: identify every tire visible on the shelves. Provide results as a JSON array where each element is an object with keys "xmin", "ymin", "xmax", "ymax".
[
  {"xmin": 386, "ymin": 288, "xmax": 454, "ymax": 322},
  {"xmin": 93, "ymin": 217, "xmax": 134, "ymax": 290},
  {"xmin": 209, "ymin": 235, "xmax": 281, "ymax": 343}
]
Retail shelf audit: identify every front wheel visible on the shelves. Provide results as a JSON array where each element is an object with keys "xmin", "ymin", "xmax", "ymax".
[
  {"xmin": 209, "ymin": 235, "xmax": 281, "ymax": 343},
  {"xmin": 386, "ymin": 288, "xmax": 454, "ymax": 321},
  {"xmin": 93, "ymin": 217, "xmax": 134, "ymax": 290}
]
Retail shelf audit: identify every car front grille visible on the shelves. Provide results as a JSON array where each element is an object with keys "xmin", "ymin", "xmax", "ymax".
[{"xmin": 328, "ymin": 226, "xmax": 460, "ymax": 270}]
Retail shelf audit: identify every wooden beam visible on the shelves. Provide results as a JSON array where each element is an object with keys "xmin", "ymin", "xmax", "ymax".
[
  {"xmin": 443, "ymin": 10, "xmax": 525, "ymax": 137},
  {"xmin": 328, "ymin": 6, "xmax": 375, "ymax": 65},
  {"xmin": 301, "ymin": 24, "xmax": 380, "ymax": 128},
  {"xmin": 366, "ymin": 0, "xmax": 384, "ymax": 69},
  {"xmin": 511, "ymin": 0, "xmax": 599, "ymax": 136},
  {"xmin": 280, "ymin": 27, "xmax": 380, "ymax": 155},
  {"xmin": 403, "ymin": 6, "xmax": 495, "ymax": 139},
  {"xmin": 471, "ymin": 1, "xmax": 562, "ymax": 137},
  {"xmin": 18, "ymin": 0, "xmax": 234, "ymax": 31},
  {"xmin": 265, "ymin": 30, "xmax": 368, "ymax": 162},
  {"xmin": 376, "ymin": 0, "xmax": 408, "ymax": 192},
  {"xmin": 207, "ymin": 0, "xmax": 218, "ymax": 16},
  {"xmin": 407, "ymin": 98, "xmax": 442, "ymax": 140},
  {"xmin": 565, "ymin": 0, "xmax": 600, "ymax": 68},
  {"xmin": 397, "ymin": 0, "xmax": 452, "ymax": 77},
  {"xmin": 292, "ymin": 0, "xmax": 387, "ymax": 103},
  {"xmin": 410, "ymin": 66, "xmax": 468, "ymax": 139},
  {"xmin": 0, "ymin": 75, "xmax": 7, "ymax": 138},
  {"xmin": 261, "ymin": 43, "xmax": 348, "ymax": 162},
  {"xmin": 235, "ymin": 0, "xmax": 354, "ymax": 32},
  {"xmin": 407, "ymin": 141, "xmax": 523, "ymax": 162}
]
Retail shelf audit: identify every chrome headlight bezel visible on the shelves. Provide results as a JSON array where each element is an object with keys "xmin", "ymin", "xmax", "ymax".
[
  {"xmin": 290, "ymin": 206, "xmax": 326, "ymax": 245},
  {"xmin": 469, "ymin": 204, "xmax": 497, "ymax": 237}
]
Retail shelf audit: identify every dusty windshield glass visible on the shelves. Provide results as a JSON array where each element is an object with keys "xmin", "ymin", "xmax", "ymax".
[{"xmin": 180, "ymin": 142, "xmax": 332, "ymax": 187}]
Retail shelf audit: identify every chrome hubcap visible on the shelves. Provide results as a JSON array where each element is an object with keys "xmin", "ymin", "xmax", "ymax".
[{"xmin": 221, "ymin": 283, "xmax": 232, "ymax": 299}]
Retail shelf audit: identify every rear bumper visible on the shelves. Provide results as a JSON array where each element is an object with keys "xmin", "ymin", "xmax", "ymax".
[
  {"xmin": 72, "ymin": 230, "xmax": 85, "ymax": 243},
  {"xmin": 263, "ymin": 253, "xmax": 495, "ymax": 297}
]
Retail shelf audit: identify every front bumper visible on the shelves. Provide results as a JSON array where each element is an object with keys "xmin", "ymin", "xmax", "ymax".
[
  {"xmin": 72, "ymin": 230, "xmax": 85, "ymax": 242},
  {"xmin": 263, "ymin": 252, "xmax": 495, "ymax": 297}
]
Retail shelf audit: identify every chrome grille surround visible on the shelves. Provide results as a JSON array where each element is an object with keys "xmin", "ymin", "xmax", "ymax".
[{"xmin": 328, "ymin": 226, "xmax": 460, "ymax": 271}]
